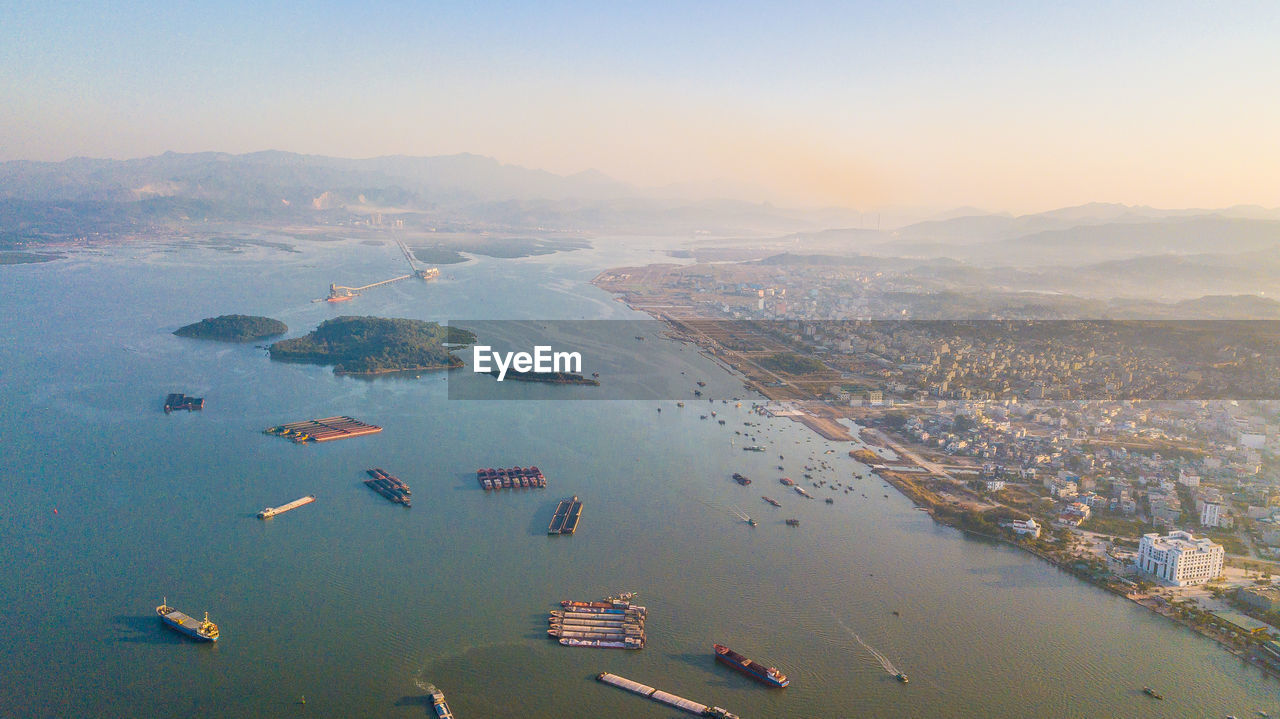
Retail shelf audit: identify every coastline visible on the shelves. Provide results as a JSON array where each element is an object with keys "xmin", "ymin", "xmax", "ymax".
[{"xmin": 595, "ymin": 275, "xmax": 1280, "ymax": 682}]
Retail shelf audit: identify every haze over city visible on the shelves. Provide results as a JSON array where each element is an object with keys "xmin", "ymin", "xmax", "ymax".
[{"xmin": 4, "ymin": 1, "xmax": 1279, "ymax": 214}]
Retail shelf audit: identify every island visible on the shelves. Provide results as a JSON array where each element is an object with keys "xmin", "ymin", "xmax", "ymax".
[
  {"xmin": 268, "ymin": 316, "xmax": 476, "ymax": 374},
  {"xmin": 486, "ymin": 369, "xmax": 600, "ymax": 385},
  {"xmin": 174, "ymin": 314, "xmax": 288, "ymax": 342}
]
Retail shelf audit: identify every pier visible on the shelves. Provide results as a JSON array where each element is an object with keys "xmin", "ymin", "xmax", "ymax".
[
  {"xmin": 595, "ymin": 673, "xmax": 739, "ymax": 718},
  {"xmin": 547, "ymin": 496, "xmax": 582, "ymax": 534},
  {"xmin": 264, "ymin": 416, "xmax": 382, "ymax": 443},
  {"xmin": 257, "ymin": 495, "xmax": 316, "ymax": 519}
]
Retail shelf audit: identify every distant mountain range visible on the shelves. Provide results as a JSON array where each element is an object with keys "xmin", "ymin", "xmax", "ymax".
[{"xmin": 0, "ymin": 150, "xmax": 856, "ymax": 238}]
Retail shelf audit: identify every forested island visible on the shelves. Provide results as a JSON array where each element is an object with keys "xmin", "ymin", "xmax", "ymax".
[
  {"xmin": 486, "ymin": 369, "xmax": 600, "ymax": 385},
  {"xmin": 268, "ymin": 316, "xmax": 476, "ymax": 374},
  {"xmin": 174, "ymin": 314, "xmax": 288, "ymax": 342}
]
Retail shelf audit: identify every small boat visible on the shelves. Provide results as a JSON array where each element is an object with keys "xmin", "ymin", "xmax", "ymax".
[
  {"xmin": 747, "ymin": 518, "xmax": 757, "ymax": 526},
  {"xmin": 892, "ymin": 610, "xmax": 900, "ymax": 616},
  {"xmin": 677, "ymin": 402, "xmax": 685, "ymax": 407},
  {"xmin": 896, "ymin": 673, "xmax": 909, "ymax": 683},
  {"xmin": 1142, "ymin": 687, "xmax": 1163, "ymax": 700},
  {"xmin": 785, "ymin": 519, "xmax": 800, "ymax": 526},
  {"xmin": 825, "ymin": 498, "xmax": 834, "ymax": 504}
]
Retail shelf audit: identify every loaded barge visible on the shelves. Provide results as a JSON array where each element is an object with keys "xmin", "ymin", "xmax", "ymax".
[
  {"xmin": 714, "ymin": 643, "xmax": 790, "ymax": 687},
  {"xmin": 257, "ymin": 495, "xmax": 316, "ymax": 519},
  {"xmin": 156, "ymin": 600, "xmax": 219, "ymax": 642},
  {"xmin": 548, "ymin": 496, "xmax": 583, "ymax": 534},
  {"xmin": 264, "ymin": 416, "xmax": 382, "ymax": 444},
  {"xmin": 595, "ymin": 673, "xmax": 739, "ymax": 718},
  {"xmin": 549, "ymin": 594, "xmax": 646, "ymax": 649},
  {"xmin": 365, "ymin": 468, "xmax": 411, "ymax": 506},
  {"xmin": 477, "ymin": 466, "xmax": 546, "ymax": 490}
]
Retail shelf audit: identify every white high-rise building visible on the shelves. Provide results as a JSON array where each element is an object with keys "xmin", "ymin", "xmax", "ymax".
[
  {"xmin": 1201, "ymin": 502, "xmax": 1226, "ymax": 528},
  {"xmin": 1136, "ymin": 531, "xmax": 1224, "ymax": 586}
]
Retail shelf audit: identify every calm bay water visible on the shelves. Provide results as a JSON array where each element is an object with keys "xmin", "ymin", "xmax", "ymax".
[{"xmin": 1, "ymin": 234, "xmax": 1276, "ymax": 718}]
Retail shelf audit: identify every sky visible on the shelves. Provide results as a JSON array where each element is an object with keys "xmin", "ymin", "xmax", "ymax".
[{"xmin": 2, "ymin": 1, "xmax": 1279, "ymax": 214}]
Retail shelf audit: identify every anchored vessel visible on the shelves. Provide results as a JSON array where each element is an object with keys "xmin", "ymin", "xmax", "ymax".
[
  {"xmin": 365, "ymin": 468, "xmax": 411, "ymax": 506},
  {"xmin": 425, "ymin": 684, "xmax": 455, "ymax": 719},
  {"xmin": 164, "ymin": 393, "xmax": 204, "ymax": 413},
  {"xmin": 550, "ymin": 594, "xmax": 646, "ymax": 649},
  {"xmin": 477, "ymin": 466, "xmax": 546, "ymax": 490},
  {"xmin": 732, "ymin": 473, "xmax": 751, "ymax": 486},
  {"xmin": 548, "ymin": 496, "xmax": 583, "ymax": 534},
  {"xmin": 714, "ymin": 644, "xmax": 790, "ymax": 687},
  {"xmin": 762, "ymin": 496, "xmax": 781, "ymax": 507},
  {"xmin": 264, "ymin": 416, "xmax": 382, "ymax": 444},
  {"xmin": 596, "ymin": 673, "xmax": 739, "ymax": 718},
  {"xmin": 156, "ymin": 600, "xmax": 219, "ymax": 642},
  {"xmin": 258, "ymin": 495, "xmax": 316, "ymax": 519}
]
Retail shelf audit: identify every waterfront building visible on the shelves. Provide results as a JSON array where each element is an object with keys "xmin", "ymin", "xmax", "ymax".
[
  {"xmin": 1136, "ymin": 531, "xmax": 1224, "ymax": 586},
  {"xmin": 1003, "ymin": 518, "xmax": 1041, "ymax": 538},
  {"xmin": 1237, "ymin": 586, "xmax": 1280, "ymax": 613}
]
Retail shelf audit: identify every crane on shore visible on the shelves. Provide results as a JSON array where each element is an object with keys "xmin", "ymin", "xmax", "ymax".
[{"xmin": 322, "ymin": 238, "xmax": 438, "ymax": 302}]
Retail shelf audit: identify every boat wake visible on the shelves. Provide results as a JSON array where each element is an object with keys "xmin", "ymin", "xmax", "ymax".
[{"xmin": 831, "ymin": 613, "xmax": 902, "ymax": 677}]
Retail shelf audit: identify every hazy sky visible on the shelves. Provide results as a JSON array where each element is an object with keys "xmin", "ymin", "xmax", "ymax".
[{"xmin": 2, "ymin": 1, "xmax": 1278, "ymax": 213}]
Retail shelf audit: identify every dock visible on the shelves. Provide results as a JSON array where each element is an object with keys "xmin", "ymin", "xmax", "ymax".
[
  {"xmin": 164, "ymin": 393, "xmax": 204, "ymax": 413},
  {"xmin": 549, "ymin": 595, "xmax": 646, "ymax": 649},
  {"xmin": 477, "ymin": 466, "xmax": 546, "ymax": 490},
  {"xmin": 548, "ymin": 496, "xmax": 583, "ymax": 534},
  {"xmin": 264, "ymin": 416, "xmax": 382, "ymax": 444},
  {"xmin": 257, "ymin": 495, "xmax": 316, "ymax": 519},
  {"xmin": 595, "ymin": 673, "xmax": 739, "ymax": 718}
]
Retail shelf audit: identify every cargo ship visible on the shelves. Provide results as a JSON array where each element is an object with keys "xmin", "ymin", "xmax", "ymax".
[
  {"xmin": 762, "ymin": 497, "xmax": 781, "ymax": 507},
  {"xmin": 425, "ymin": 684, "xmax": 455, "ymax": 718},
  {"xmin": 732, "ymin": 473, "xmax": 751, "ymax": 486},
  {"xmin": 258, "ymin": 495, "xmax": 316, "ymax": 518},
  {"xmin": 156, "ymin": 600, "xmax": 219, "ymax": 642},
  {"xmin": 477, "ymin": 466, "xmax": 546, "ymax": 490},
  {"xmin": 779, "ymin": 477, "xmax": 795, "ymax": 486},
  {"xmin": 713, "ymin": 644, "xmax": 790, "ymax": 687}
]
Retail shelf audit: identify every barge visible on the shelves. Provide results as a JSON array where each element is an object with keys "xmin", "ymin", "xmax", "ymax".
[
  {"xmin": 364, "ymin": 468, "xmax": 411, "ymax": 506},
  {"xmin": 264, "ymin": 416, "xmax": 382, "ymax": 444},
  {"xmin": 257, "ymin": 495, "xmax": 316, "ymax": 519},
  {"xmin": 164, "ymin": 393, "xmax": 204, "ymax": 413},
  {"xmin": 595, "ymin": 673, "xmax": 739, "ymax": 718},
  {"xmin": 732, "ymin": 473, "xmax": 751, "ymax": 486},
  {"xmin": 477, "ymin": 466, "xmax": 546, "ymax": 490},
  {"xmin": 548, "ymin": 496, "xmax": 583, "ymax": 534},
  {"xmin": 550, "ymin": 595, "xmax": 646, "ymax": 649}
]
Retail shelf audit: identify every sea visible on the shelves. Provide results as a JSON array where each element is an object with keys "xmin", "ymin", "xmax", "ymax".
[{"xmin": 0, "ymin": 232, "xmax": 1275, "ymax": 718}]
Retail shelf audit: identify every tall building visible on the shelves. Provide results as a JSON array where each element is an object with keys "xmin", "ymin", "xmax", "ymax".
[{"xmin": 1136, "ymin": 531, "xmax": 1224, "ymax": 586}]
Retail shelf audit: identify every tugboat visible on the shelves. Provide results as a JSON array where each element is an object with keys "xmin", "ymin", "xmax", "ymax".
[
  {"xmin": 1142, "ymin": 687, "xmax": 1163, "ymax": 700},
  {"xmin": 156, "ymin": 599, "xmax": 219, "ymax": 642}
]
